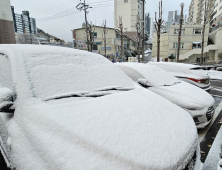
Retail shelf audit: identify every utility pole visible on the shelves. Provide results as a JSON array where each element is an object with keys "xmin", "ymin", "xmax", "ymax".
[
  {"xmin": 155, "ymin": 1, "xmax": 163, "ymax": 62},
  {"xmin": 141, "ymin": 0, "xmax": 145, "ymax": 62},
  {"xmin": 201, "ymin": 1, "xmax": 208, "ymax": 66},
  {"xmin": 177, "ymin": 3, "xmax": 184, "ymax": 62},
  {"xmin": 117, "ymin": 17, "xmax": 124, "ymax": 61},
  {"xmin": 76, "ymin": 0, "xmax": 91, "ymax": 51}
]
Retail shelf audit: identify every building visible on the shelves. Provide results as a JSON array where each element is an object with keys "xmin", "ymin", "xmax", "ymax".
[
  {"xmin": 152, "ymin": 24, "xmax": 214, "ymax": 63},
  {"xmin": 168, "ymin": 11, "xmax": 180, "ymax": 24},
  {"xmin": 11, "ymin": 7, "xmax": 37, "ymax": 34},
  {"xmin": 209, "ymin": 0, "xmax": 222, "ymax": 26},
  {"xmin": 0, "ymin": 0, "xmax": 16, "ymax": 44},
  {"xmin": 114, "ymin": 0, "xmax": 143, "ymax": 32},
  {"xmin": 188, "ymin": 0, "xmax": 214, "ymax": 24},
  {"xmin": 145, "ymin": 14, "xmax": 153, "ymax": 40},
  {"xmin": 72, "ymin": 25, "xmax": 136, "ymax": 61}
]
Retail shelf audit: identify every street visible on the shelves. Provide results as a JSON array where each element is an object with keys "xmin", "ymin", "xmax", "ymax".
[{"xmin": 199, "ymin": 80, "xmax": 222, "ymax": 166}]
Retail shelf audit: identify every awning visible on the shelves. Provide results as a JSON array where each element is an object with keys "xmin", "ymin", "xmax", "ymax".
[{"xmin": 193, "ymin": 41, "xmax": 202, "ymax": 44}]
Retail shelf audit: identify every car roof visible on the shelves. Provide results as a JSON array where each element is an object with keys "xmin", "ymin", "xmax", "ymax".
[{"xmin": 149, "ymin": 62, "xmax": 201, "ymax": 69}]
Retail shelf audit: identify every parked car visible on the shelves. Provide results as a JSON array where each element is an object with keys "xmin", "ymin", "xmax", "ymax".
[
  {"xmin": 116, "ymin": 63, "xmax": 215, "ymax": 129},
  {"xmin": 149, "ymin": 62, "xmax": 211, "ymax": 92},
  {"xmin": 0, "ymin": 45, "xmax": 202, "ymax": 170}
]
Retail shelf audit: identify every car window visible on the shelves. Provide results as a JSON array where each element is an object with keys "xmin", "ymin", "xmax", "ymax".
[
  {"xmin": 120, "ymin": 67, "xmax": 144, "ymax": 81},
  {"xmin": 0, "ymin": 54, "xmax": 13, "ymax": 90}
]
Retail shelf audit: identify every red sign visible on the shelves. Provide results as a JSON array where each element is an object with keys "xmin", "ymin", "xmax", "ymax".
[{"xmin": 73, "ymin": 30, "xmax": 75, "ymax": 39}]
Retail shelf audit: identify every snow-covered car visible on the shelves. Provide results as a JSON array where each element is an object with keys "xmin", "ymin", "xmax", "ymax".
[
  {"xmin": 0, "ymin": 45, "xmax": 202, "ymax": 170},
  {"xmin": 149, "ymin": 62, "xmax": 211, "ymax": 92},
  {"xmin": 116, "ymin": 63, "xmax": 215, "ymax": 129}
]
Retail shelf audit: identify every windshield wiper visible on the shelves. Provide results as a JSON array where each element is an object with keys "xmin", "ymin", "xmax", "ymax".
[
  {"xmin": 163, "ymin": 82, "xmax": 181, "ymax": 86},
  {"xmin": 44, "ymin": 92, "xmax": 88, "ymax": 101},
  {"xmin": 95, "ymin": 86, "xmax": 134, "ymax": 92}
]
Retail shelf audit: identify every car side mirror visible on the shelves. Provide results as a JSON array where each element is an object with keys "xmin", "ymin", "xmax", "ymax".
[
  {"xmin": 0, "ymin": 87, "xmax": 16, "ymax": 113},
  {"xmin": 137, "ymin": 78, "xmax": 152, "ymax": 87}
]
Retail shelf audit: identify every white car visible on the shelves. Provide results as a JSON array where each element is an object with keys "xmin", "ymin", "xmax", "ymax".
[
  {"xmin": 116, "ymin": 63, "xmax": 215, "ymax": 129},
  {"xmin": 0, "ymin": 45, "xmax": 202, "ymax": 170},
  {"xmin": 149, "ymin": 62, "xmax": 211, "ymax": 92}
]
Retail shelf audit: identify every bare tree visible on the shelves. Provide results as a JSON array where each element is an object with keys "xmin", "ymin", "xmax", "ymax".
[
  {"xmin": 88, "ymin": 23, "xmax": 96, "ymax": 52},
  {"xmin": 141, "ymin": 0, "xmax": 145, "ymax": 62},
  {"xmin": 116, "ymin": 17, "xmax": 124, "ymax": 61},
  {"xmin": 134, "ymin": 15, "xmax": 143, "ymax": 63},
  {"xmin": 101, "ymin": 20, "xmax": 111, "ymax": 58},
  {"xmin": 155, "ymin": 1, "xmax": 164, "ymax": 62},
  {"xmin": 177, "ymin": 3, "xmax": 184, "ymax": 62},
  {"xmin": 16, "ymin": 33, "xmax": 37, "ymax": 44}
]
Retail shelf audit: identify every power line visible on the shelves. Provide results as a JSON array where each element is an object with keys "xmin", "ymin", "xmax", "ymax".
[
  {"xmin": 32, "ymin": 0, "xmax": 76, "ymax": 14},
  {"xmin": 36, "ymin": 0, "xmax": 138, "ymax": 22}
]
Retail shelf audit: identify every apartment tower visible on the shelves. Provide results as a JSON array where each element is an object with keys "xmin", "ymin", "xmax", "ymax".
[
  {"xmin": 114, "ymin": 0, "xmax": 143, "ymax": 32},
  {"xmin": 188, "ymin": 0, "xmax": 215, "ymax": 24}
]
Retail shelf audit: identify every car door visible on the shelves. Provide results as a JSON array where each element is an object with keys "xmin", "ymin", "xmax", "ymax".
[{"xmin": 0, "ymin": 53, "xmax": 14, "ymax": 168}]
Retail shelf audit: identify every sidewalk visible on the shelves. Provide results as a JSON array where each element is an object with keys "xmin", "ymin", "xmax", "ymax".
[{"xmin": 203, "ymin": 119, "xmax": 222, "ymax": 170}]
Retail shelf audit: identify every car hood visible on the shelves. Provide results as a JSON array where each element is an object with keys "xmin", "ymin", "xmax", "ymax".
[
  {"xmin": 150, "ymin": 82, "xmax": 214, "ymax": 116},
  {"xmin": 9, "ymin": 88, "xmax": 197, "ymax": 170}
]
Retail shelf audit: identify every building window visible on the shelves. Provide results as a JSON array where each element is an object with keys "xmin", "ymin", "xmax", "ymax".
[
  {"xmin": 93, "ymin": 32, "xmax": 97, "ymax": 38},
  {"xmin": 193, "ymin": 29, "xmax": 202, "ymax": 34},
  {"xmin": 174, "ymin": 29, "xmax": 185, "ymax": 34},
  {"xmin": 173, "ymin": 43, "xmax": 184, "ymax": 48},
  {"xmin": 192, "ymin": 42, "xmax": 202, "ymax": 49},
  {"xmin": 116, "ymin": 33, "xmax": 120, "ymax": 39}
]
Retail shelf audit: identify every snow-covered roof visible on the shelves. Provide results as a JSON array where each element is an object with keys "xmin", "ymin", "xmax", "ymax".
[
  {"xmin": 149, "ymin": 62, "xmax": 209, "ymax": 78},
  {"xmin": 149, "ymin": 62, "xmax": 200, "ymax": 69}
]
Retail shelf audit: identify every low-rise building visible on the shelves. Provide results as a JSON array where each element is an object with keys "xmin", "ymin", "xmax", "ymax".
[
  {"xmin": 72, "ymin": 25, "xmax": 136, "ymax": 61},
  {"xmin": 152, "ymin": 24, "xmax": 216, "ymax": 63}
]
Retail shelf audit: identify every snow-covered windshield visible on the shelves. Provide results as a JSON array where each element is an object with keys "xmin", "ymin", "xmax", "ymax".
[
  {"xmin": 117, "ymin": 63, "xmax": 181, "ymax": 87},
  {"xmin": 24, "ymin": 47, "xmax": 134, "ymax": 100}
]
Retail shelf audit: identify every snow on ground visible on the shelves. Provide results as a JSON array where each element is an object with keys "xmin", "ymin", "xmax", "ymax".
[{"xmin": 203, "ymin": 124, "xmax": 222, "ymax": 170}]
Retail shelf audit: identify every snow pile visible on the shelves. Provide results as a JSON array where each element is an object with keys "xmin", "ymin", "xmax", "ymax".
[
  {"xmin": 206, "ymin": 70, "xmax": 222, "ymax": 80},
  {"xmin": 0, "ymin": 87, "xmax": 15, "ymax": 111}
]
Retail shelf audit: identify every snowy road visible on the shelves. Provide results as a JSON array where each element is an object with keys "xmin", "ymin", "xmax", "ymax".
[{"xmin": 199, "ymin": 80, "xmax": 222, "ymax": 169}]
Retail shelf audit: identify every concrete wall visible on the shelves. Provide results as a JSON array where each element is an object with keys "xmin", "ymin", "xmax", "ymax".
[
  {"xmin": 152, "ymin": 33, "xmax": 169, "ymax": 60},
  {"xmin": 0, "ymin": 0, "xmax": 15, "ymax": 44}
]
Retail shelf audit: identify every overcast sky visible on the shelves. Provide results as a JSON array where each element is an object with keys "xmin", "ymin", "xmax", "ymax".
[{"xmin": 10, "ymin": 0, "xmax": 191, "ymax": 42}]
